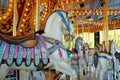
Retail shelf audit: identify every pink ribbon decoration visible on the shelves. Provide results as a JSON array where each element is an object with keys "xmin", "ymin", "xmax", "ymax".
[
  {"xmin": 3, "ymin": 44, "xmax": 9, "ymax": 59},
  {"xmin": 58, "ymin": 48, "xmax": 62, "ymax": 58},
  {"xmin": 14, "ymin": 45, "xmax": 18, "ymax": 58}
]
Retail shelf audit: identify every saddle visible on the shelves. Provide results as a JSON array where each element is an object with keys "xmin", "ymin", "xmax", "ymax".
[{"xmin": 0, "ymin": 30, "xmax": 44, "ymax": 47}]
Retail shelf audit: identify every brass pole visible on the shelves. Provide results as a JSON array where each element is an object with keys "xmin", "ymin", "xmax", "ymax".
[
  {"xmin": 76, "ymin": 15, "xmax": 79, "ymax": 37},
  {"xmin": 13, "ymin": 0, "xmax": 17, "ymax": 36},
  {"xmin": 88, "ymin": 24, "xmax": 90, "ymax": 45},
  {"xmin": 70, "ymin": 0, "xmax": 73, "ymax": 49},
  {"xmin": 113, "ymin": 23, "xmax": 116, "ymax": 41},
  {"xmin": 35, "ymin": 0, "xmax": 39, "ymax": 31},
  {"xmin": 81, "ymin": 14, "xmax": 84, "ymax": 40},
  {"xmin": 103, "ymin": 0, "xmax": 109, "ymax": 51},
  {"xmin": 112, "ymin": 0, "xmax": 116, "ymax": 41}
]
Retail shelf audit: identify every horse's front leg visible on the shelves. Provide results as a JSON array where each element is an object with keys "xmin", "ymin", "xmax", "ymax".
[
  {"xmin": 54, "ymin": 60, "xmax": 77, "ymax": 80},
  {"xmin": 95, "ymin": 61, "xmax": 101, "ymax": 79}
]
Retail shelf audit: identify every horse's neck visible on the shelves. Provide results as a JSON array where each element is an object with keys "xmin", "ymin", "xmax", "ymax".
[
  {"xmin": 85, "ymin": 50, "xmax": 91, "ymax": 58},
  {"xmin": 42, "ymin": 13, "xmax": 62, "ymax": 41},
  {"xmin": 78, "ymin": 50, "xmax": 84, "ymax": 57}
]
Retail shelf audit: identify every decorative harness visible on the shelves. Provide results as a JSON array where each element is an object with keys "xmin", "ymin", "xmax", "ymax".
[
  {"xmin": 43, "ymin": 36, "xmax": 65, "ymax": 56},
  {"xmin": 98, "ymin": 56, "xmax": 108, "ymax": 59}
]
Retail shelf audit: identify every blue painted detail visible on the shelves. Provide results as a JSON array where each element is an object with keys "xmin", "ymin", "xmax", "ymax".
[
  {"xmin": 48, "ymin": 46, "xmax": 57, "ymax": 55},
  {"xmin": 98, "ymin": 56, "xmax": 107, "ymax": 59},
  {"xmin": 41, "ymin": 49, "xmax": 48, "ymax": 65},
  {"xmin": 0, "ymin": 41, "xmax": 7, "ymax": 64},
  {"xmin": 37, "ymin": 37, "xmax": 48, "ymax": 65},
  {"xmin": 56, "ymin": 11, "xmax": 70, "ymax": 33},
  {"xmin": 6, "ymin": 44, "xmax": 15, "ymax": 66},
  {"xmin": 34, "ymin": 46, "xmax": 40, "ymax": 67},
  {"xmin": 16, "ymin": 45, "xmax": 23, "ymax": 66},
  {"xmin": 25, "ymin": 48, "xmax": 31, "ymax": 66}
]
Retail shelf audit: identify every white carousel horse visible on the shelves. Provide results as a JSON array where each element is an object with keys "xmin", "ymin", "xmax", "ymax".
[
  {"xmin": 69, "ymin": 36, "xmax": 88, "ymax": 80},
  {"xmin": 83, "ymin": 43, "xmax": 96, "ymax": 77},
  {"xmin": 95, "ymin": 41, "xmax": 117, "ymax": 80},
  {"xmin": 0, "ymin": 9, "xmax": 77, "ymax": 80},
  {"xmin": 41, "ymin": 9, "xmax": 77, "ymax": 80},
  {"xmin": 30, "ymin": 9, "xmax": 76, "ymax": 80}
]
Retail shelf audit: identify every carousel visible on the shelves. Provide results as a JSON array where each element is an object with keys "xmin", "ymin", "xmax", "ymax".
[{"xmin": 0, "ymin": 0, "xmax": 120, "ymax": 80}]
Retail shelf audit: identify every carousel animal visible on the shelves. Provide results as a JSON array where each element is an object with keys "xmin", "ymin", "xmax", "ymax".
[
  {"xmin": 82, "ymin": 43, "xmax": 96, "ymax": 77},
  {"xmin": 0, "ymin": 9, "xmax": 76, "ymax": 80},
  {"xmin": 95, "ymin": 41, "xmax": 117, "ymax": 80},
  {"xmin": 22, "ymin": 9, "xmax": 76, "ymax": 80},
  {"xmin": 69, "ymin": 36, "xmax": 88, "ymax": 80},
  {"xmin": 41, "ymin": 9, "xmax": 77, "ymax": 80}
]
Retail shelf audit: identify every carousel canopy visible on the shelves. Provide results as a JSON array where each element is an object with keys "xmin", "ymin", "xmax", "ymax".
[{"xmin": 0, "ymin": 0, "xmax": 120, "ymax": 36}]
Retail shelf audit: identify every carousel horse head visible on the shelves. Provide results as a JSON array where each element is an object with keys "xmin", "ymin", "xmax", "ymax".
[
  {"xmin": 83, "ymin": 43, "xmax": 89, "ymax": 50},
  {"xmin": 63, "ymin": 11, "xmax": 74, "ymax": 42},
  {"xmin": 43, "ymin": 9, "xmax": 74, "ymax": 42},
  {"xmin": 75, "ymin": 36, "xmax": 84, "ymax": 52},
  {"xmin": 95, "ymin": 43, "xmax": 103, "ymax": 52}
]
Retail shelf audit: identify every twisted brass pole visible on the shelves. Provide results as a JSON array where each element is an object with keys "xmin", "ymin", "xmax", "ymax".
[{"xmin": 13, "ymin": 0, "xmax": 17, "ymax": 36}]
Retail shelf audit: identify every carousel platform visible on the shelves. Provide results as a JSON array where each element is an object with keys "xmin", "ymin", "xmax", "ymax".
[{"xmin": 3, "ymin": 67, "xmax": 119, "ymax": 80}]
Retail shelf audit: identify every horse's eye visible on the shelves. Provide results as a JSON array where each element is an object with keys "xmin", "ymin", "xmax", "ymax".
[{"xmin": 71, "ymin": 20, "xmax": 74, "ymax": 24}]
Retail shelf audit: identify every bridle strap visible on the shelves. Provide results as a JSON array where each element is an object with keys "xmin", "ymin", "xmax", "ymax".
[{"xmin": 42, "ymin": 36, "xmax": 65, "ymax": 55}]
